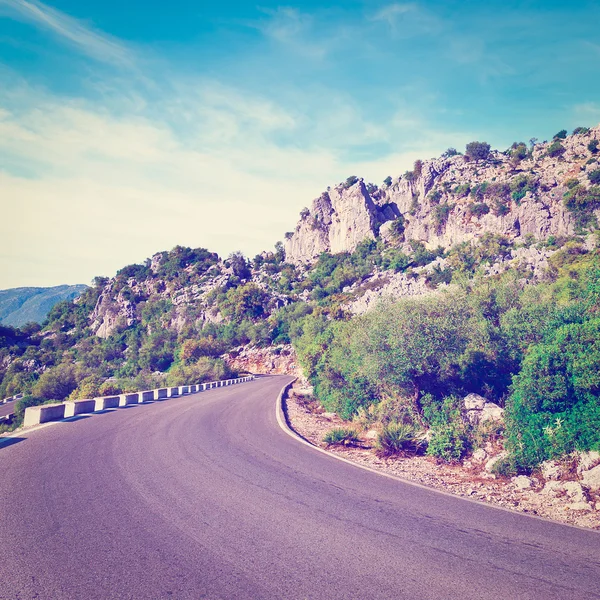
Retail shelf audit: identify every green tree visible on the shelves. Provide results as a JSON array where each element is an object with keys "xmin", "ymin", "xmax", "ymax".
[{"xmin": 465, "ymin": 141, "xmax": 491, "ymax": 161}]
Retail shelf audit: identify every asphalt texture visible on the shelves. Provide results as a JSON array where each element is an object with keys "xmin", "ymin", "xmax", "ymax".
[
  {"xmin": 1, "ymin": 375, "xmax": 599, "ymax": 600},
  {"xmin": 0, "ymin": 401, "xmax": 16, "ymax": 418}
]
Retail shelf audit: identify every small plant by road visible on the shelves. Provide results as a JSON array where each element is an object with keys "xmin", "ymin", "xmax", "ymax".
[{"xmin": 323, "ymin": 428, "xmax": 360, "ymax": 447}]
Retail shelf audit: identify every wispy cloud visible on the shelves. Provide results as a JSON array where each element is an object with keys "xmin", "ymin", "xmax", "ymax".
[
  {"xmin": 371, "ymin": 2, "xmax": 441, "ymax": 36},
  {"xmin": 573, "ymin": 102, "xmax": 600, "ymax": 121},
  {"xmin": 372, "ymin": 3, "xmax": 417, "ymax": 26},
  {"xmin": 0, "ymin": 0, "xmax": 134, "ymax": 66},
  {"xmin": 253, "ymin": 7, "xmax": 329, "ymax": 59}
]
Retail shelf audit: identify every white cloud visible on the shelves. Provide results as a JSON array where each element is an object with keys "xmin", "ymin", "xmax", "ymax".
[
  {"xmin": 253, "ymin": 7, "xmax": 329, "ymax": 59},
  {"xmin": 0, "ymin": 0, "xmax": 134, "ymax": 67},
  {"xmin": 573, "ymin": 102, "xmax": 600, "ymax": 121},
  {"xmin": 0, "ymin": 2, "xmax": 478, "ymax": 287},
  {"xmin": 372, "ymin": 3, "xmax": 417, "ymax": 26}
]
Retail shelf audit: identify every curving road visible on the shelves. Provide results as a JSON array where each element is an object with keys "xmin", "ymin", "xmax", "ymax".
[{"xmin": 1, "ymin": 375, "xmax": 599, "ymax": 600}]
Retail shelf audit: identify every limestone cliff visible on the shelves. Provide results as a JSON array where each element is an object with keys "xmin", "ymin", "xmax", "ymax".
[{"xmin": 285, "ymin": 126, "xmax": 600, "ymax": 264}]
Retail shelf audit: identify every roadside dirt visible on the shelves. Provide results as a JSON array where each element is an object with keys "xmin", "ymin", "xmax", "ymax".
[{"xmin": 285, "ymin": 389, "xmax": 600, "ymax": 531}]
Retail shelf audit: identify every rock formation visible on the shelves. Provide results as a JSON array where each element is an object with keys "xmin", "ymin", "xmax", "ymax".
[{"xmin": 285, "ymin": 126, "xmax": 600, "ymax": 264}]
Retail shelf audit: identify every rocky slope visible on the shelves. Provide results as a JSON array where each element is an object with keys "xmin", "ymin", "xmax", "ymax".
[{"xmin": 286, "ymin": 126, "xmax": 600, "ymax": 264}]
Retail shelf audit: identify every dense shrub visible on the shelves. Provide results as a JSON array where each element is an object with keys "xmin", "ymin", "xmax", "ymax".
[
  {"xmin": 588, "ymin": 140, "xmax": 599, "ymax": 154},
  {"xmin": 383, "ymin": 176, "xmax": 392, "ymax": 186},
  {"xmin": 588, "ymin": 169, "xmax": 600, "ymax": 185},
  {"xmin": 388, "ymin": 215, "xmax": 406, "ymax": 240},
  {"xmin": 554, "ymin": 129, "xmax": 568, "ymax": 140},
  {"xmin": 573, "ymin": 127, "xmax": 590, "ymax": 135},
  {"xmin": 563, "ymin": 184, "xmax": 600, "ymax": 229},
  {"xmin": 470, "ymin": 182, "xmax": 489, "ymax": 202},
  {"xmin": 166, "ymin": 357, "xmax": 234, "ymax": 386},
  {"xmin": 468, "ymin": 203, "xmax": 490, "ymax": 218},
  {"xmin": 344, "ymin": 176, "xmax": 359, "ymax": 189},
  {"xmin": 509, "ymin": 142, "xmax": 528, "ymax": 161},
  {"xmin": 466, "ymin": 141, "xmax": 491, "ymax": 161},
  {"xmin": 453, "ymin": 183, "xmax": 470, "ymax": 197},
  {"xmin": 509, "ymin": 174, "xmax": 537, "ymax": 203},
  {"xmin": 428, "ymin": 189, "xmax": 443, "ymax": 204},
  {"xmin": 32, "ymin": 363, "xmax": 78, "ymax": 401},
  {"xmin": 422, "ymin": 395, "xmax": 471, "ymax": 462},
  {"xmin": 546, "ymin": 141, "xmax": 566, "ymax": 158},
  {"xmin": 505, "ymin": 318, "xmax": 600, "ymax": 471},
  {"xmin": 432, "ymin": 203, "xmax": 454, "ymax": 230}
]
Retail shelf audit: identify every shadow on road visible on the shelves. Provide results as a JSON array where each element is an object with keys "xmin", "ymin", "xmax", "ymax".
[{"xmin": 0, "ymin": 437, "xmax": 26, "ymax": 450}]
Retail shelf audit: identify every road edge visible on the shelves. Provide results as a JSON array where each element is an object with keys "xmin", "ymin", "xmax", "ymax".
[{"xmin": 274, "ymin": 376, "xmax": 599, "ymax": 533}]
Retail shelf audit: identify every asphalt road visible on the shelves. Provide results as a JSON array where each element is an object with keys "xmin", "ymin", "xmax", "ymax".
[
  {"xmin": 1, "ymin": 375, "xmax": 599, "ymax": 600},
  {"xmin": 0, "ymin": 400, "xmax": 16, "ymax": 419}
]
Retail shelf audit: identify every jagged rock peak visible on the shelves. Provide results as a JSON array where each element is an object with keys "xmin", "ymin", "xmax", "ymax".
[{"xmin": 285, "ymin": 125, "xmax": 600, "ymax": 264}]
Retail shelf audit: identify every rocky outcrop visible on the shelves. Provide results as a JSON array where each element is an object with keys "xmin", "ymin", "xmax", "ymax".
[
  {"xmin": 464, "ymin": 393, "xmax": 504, "ymax": 426},
  {"xmin": 224, "ymin": 344, "xmax": 301, "ymax": 376},
  {"xmin": 285, "ymin": 126, "xmax": 600, "ymax": 265},
  {"xmin": 286, "ymin": 181, "xmax": 398, "ymax": 263}
]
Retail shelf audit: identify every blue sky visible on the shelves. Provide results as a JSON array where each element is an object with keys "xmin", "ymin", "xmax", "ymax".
[{"xmin": 1, "ymin": 0, "xmax": 599, "ymax": 287}]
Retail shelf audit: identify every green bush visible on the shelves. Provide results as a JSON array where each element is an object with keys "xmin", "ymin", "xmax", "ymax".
[
  {"xmin": 344, "ymin": 176, "xmax": 359, "ymax": 189},
  {"xmin": 509, "ymin": 142, "xmax": 528, "ymax": 161},
  {"xmin": 323, "ymin": 428, "xmax": 360, "ymax": 447},
  {"xmin": 505, "ymin": 318, "xmax": 600, "ymax": 471},
  {"xmin": 428, "ymin": 189, "xmax": 443, "ymax": 204},
  {"xmin": 468, "ymin": 203, "xmax": 490, "ymax": 218},
  {"xmin": 546, "ymin": 141, "xmax": 566, "ymax": 158},
  {"xmin": 422, "ymin": 395, "xmax": 471, "ymax": 462},
  {"xmin": 376, "ymin": 423, "xmax": 424, "ymax": 456},
  {"xmin": 466, "ymin": 141, "xmax": 491, "ymax": 161},
  {"xmin": 509, "ymin": 174, "xmax": 537, "ymax": 203},
  {"xmin": 32, "ymin": 363, "xmax": 78, "ymax": 401},
  {"xmin": 573, "ymin": 127, "xmax": 590, "ymax": 135},
  {"xmin": 432, "ymin": 203, "xmax": 454, "ymax": 230},
  {"xmin": 588, "ymin": 140, "xmax": 599, "ymax": 154},
  {"xmin": 588, "ymin": 169, "xmax": 600, "ymax": 185},
  {"xmin": 563, "ymin": 185, "xmax": 600, "ymax": 229},
  {"xmin": 388, "ymin": 215, "xmax": 406, "ymax": 240},
  {"xmin": 13, "ymin": 395, "xmax": 44, "ymax": 425},
  {"xmin": 554, "ymin": 129, "xmax": 567, "ymax": 140},
  {"xmin": 453, "ymin": 183, "xmax": 470, "ymax": 197},
  {"xmin": 443, "ymin": 147, "xmax": 460, "ymax": 157},
  {"xmin": 384, "ymin": 176, "xmax": 392, "ymax": 186},
  {"xmin": 470, "ymin": 182, "xmax": 489, "ymax": 201}
]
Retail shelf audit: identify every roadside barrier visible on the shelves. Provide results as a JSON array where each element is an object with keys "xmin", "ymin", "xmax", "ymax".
[{"xmin": 22, "ymin": 376, "xmax": 255, "ymax": 428}]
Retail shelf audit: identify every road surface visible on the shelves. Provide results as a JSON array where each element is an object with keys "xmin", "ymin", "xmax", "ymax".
[{"xmin": 1, "ymin": 375, "xmax": 599, "ymax": 599}]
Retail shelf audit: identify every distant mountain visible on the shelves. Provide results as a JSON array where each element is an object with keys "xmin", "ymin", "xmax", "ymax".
[{"xmin": 0, "ymin": 285, "xmax": 88, "ymax": 327}]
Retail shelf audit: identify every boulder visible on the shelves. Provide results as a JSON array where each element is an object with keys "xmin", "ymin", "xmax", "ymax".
[
  {"xmin": 480, "ymin": 402, "xmax": 504, "ymax": 424},
  {"xmin": 541, "ymin": 481, "xmax": 564, "ymax": 496},
  {"xmin": 563, "ymin": 481, "xmax": 587, "ymax": 503},
  {"xmin": 484, "ymin": 452, "xmax": 507, "ymax": 473},
  {"xmin": 540, "ymin": 460, "xmax": 564, "ymax": 481},
  {"xmin": 464, "ymin": 393, "xmax": 504, "ymax": 426},
  {"xmin": 577, "ymin": 450, "xmax": 600, "ymax": 474},
  {"xmin": 464, "ymin": 393, "xmax": 486, "ymax": 411},
  {"xmin": 512, "ymin": 475, "xmax": 533, "ymax": 490},
  {"xmin": 581, "ymin": 464, "xmax": 600, "ymax": 492},
  {"xmin": 472, "ymin": 448, "xmax": 488, "ymax": 463}
]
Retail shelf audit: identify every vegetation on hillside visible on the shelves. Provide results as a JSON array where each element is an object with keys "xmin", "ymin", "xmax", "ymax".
[{"xmin": 2, "ymin": 125, "xmax": 600, "ymax": 474}]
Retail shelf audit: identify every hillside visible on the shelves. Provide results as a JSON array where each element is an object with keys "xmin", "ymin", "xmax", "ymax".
[
  {"xmin": 0, "ymin": 285, "xmax": 88, "ymax": 327},
  {"xmin": 1, "ymin": 124, "xmax": 600, "ymax": 482}
]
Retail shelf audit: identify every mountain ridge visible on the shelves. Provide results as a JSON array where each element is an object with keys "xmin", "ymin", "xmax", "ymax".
[{"xmin": 0, "ymin": 285, "xmax": 88, "ymax": 327}]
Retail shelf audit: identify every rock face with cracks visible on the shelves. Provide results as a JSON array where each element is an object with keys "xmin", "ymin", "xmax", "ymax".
[{"xmin": 285, "ymin": 126, "xmax": 600, "ymax": 265}]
